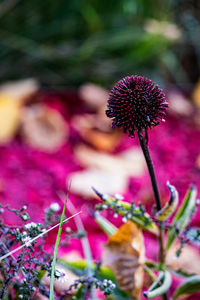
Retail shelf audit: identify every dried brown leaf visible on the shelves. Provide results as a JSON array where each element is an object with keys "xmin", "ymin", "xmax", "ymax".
[{"xmin": 102, "ymin": 221, "xmax": 145, "ymax": 299}]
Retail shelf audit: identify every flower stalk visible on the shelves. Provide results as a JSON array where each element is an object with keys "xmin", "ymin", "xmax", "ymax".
[
  {"xmin": 138, "ymin": 132, "xmax": 167, "ymax": 300},
  {"xmin": 106, "ymin": 75, "xmax": 169, "ymax": 300}
]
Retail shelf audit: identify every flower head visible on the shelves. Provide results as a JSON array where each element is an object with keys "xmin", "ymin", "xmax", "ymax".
[{"xmin": 106, "ymin": 75, "xmax": 168, "ymax": 137}]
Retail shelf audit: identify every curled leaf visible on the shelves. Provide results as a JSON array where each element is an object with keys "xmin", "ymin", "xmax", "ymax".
[
  {"xmin": 166, "ymin": 185, "xmax": 197, "ymax": 250},
  {"xmin": 173, "ymin": 276, "xmax": 200, "ymax": 299},
  {"xmin": 102, "ymin": 221, "xmax": 145, "ymax": 299},
  {"xmin": 144, "ymin": 271, "xmax": 172, "ymax": 299},
  {"xmin": 156, "ymin": 182, "xmax": 178, "ymax": 221}
]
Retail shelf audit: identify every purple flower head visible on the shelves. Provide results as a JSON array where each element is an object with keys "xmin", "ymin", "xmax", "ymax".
[{"xmin": 106, "ymin": 75, "xmax": 168, "ymax": 138}]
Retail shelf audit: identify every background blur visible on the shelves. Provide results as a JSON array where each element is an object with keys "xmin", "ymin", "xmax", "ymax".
[{"xmin": 0, "ymin": 0, "xmax": 200, "ymax": 88}]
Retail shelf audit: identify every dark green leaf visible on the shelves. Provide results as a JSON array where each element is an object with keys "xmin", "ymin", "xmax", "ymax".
[
  {"xmin": 166, "ymin": 185, "xmax": 197, "ymax": 250},
  {"xmin": 171, "ymin": 269, "xmax": 196, "ymax": 278},
  {"xmin": 173, "ymin": 276, "xmax": 200, "ymax": 299}
]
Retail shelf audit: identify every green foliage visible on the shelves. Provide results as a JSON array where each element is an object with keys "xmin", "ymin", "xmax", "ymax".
[
  {"xmin": 0, "ymin": 0, "xmax": 174, "ymax": 86},
  {"xmin": 166, "ymin": 185, "xmax": 197, "ymax": 250},
  {"xmin": 60, "ymin": 260, "xmax": 132, "ymax": 300},
  {"xmin": 94, "ymin": 189, "xmax": 158, "ymax": 234},
  {"xmin": 173, "ymin": 276, "xmax": 200, "ymax": 299}
]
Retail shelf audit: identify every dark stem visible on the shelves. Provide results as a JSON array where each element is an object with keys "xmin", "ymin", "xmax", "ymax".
[
  {"xmin": 138, "ymin": 132, "xmax": 168, "ymax": 300},
  {"xmin": 138, "ymin": 132, "xmax": 161, "ymax": 211}
]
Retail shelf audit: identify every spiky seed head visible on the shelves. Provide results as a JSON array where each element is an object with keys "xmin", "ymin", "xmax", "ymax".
[{"xmin": 106, "ymin": 75, "xmax": 168, "ymax": 137}]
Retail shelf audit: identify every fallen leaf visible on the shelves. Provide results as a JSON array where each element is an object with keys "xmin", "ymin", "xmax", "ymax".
[
  {"xmin": 21, "ymin": 104, "xmax": 68, "ymax": 152},
  {"xmin": 79, "ymin": 83, "xmax": 108, "ymax": 109},
  {"xmin": 166, "ymin": 242, "xmax": 200, "ymax": 275},
  {"xmin": 71, "ymin": 146, "xmax": 145, "ymax": 197},
  {"xmin": 102, "ymin": 221, "xmax": 145, "ymax": 299},
  {"xmin": 168, "ymin": 90, "xmax": 193, "ymax": 116},
  {"xmin": 70, "ymin": 168, "xmax": 127, "ymax": 197},
  {"xmin": 72, "ymin": 114, "xmax": 121, "ymax": 152},
  {"xmin": 0, "ymin": 79, "xmax": 39, "ymax": 144},
  {"xmin": 75, "ymin": 145, "xmax": 145, "ymax": 177},
  {"xmin": 0, "ymin": 78, "xmax": 38, "ymax": 104},
  {"xmin": 0, "ymin": 95, "xmax": 21, "ymax": 143}
]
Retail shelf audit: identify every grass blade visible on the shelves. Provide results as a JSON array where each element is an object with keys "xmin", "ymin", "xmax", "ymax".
[{"xmin": 49, "ymin": 188, "xmax": 69, "ymax": 300}]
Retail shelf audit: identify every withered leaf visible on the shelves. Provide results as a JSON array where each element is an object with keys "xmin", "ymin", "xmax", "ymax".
[{"xmin": 102, "ymin": 221, "xmax": 145, "ymax": 299}]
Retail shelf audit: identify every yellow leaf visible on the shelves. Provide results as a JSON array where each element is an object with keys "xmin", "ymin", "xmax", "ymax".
[
  {"xmin": 102, "ymin": 221, "xmax": 145, "ymax": 299},
  {"xmin": 0, "ymin": 95, "xmax": 21, "ymax": 144}
]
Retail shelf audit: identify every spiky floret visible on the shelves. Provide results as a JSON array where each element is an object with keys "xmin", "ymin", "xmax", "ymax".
[{"xmin": 106, "ymin": 75, "xmax": 168, "ymax": 138}]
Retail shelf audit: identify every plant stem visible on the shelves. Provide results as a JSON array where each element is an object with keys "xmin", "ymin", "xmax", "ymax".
[
  {"xmin": 138, "ymin": 133, "xmax": 161, "ymax": 211},
  {"xmin": 138, "ymin": 132, "xmax": 168, "ymax": 300}
]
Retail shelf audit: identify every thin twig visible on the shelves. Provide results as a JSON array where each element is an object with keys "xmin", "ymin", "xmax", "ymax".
[{"xmin": 0, "ymin": 212, "xmax": 81, "ymax": 262}]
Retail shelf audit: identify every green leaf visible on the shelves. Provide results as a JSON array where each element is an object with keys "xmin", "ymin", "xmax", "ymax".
[
  {"xmin": 49, "ymin": 189, "xmax": 69, "ymax": 300},
  {"xmin": 93, "ymin": 213, "xmax": 117, "ymax": 236},
  {"xmin": 58, "ymin": 260, "xmax": 132, "ymax": 299},
  {"xmin": 171, "ymin": 269, "xmax": 196, "ymax": 278},
  {"xmin": 185, "ymin": 228, "xmax": 200, "ymax": 246},
  {"xmin": 166, "ymin": 185, "xmax": 197, "ymax": 250},
  {"xmin": 144, "ymin": 271, "xmax": 172, "ymax": 299},
  {"xmin": 173, "ymin": 276, "xmax": 200, "ymax": 299},
  {"xmin": 93, "ymin": 188, "xmax": 158, "ymax": 235},
  {"xmin": 58, "ymin": 260, "xmax": 116, "ymax": 280}
]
